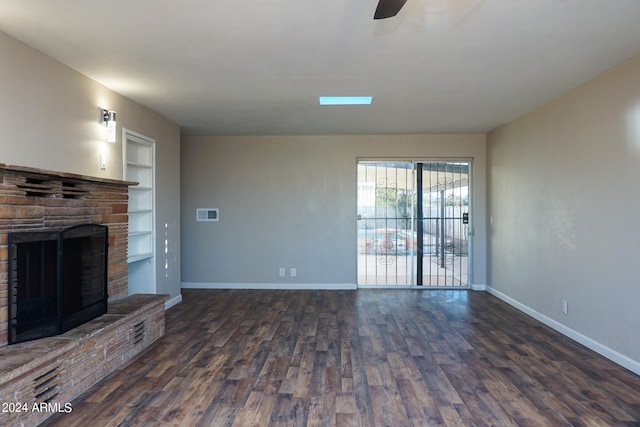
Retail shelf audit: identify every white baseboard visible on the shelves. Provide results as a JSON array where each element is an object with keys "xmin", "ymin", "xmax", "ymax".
[
  {"xmin": 181, "ymin": 282, "xmax": 358, "ymax": 290},
  {"xmin": 471, "ymin": 283, "xmax": 487, "ymax": 291},
  {"xmin": 486, "ymin": 286, "xmax": 640, "ymax": 376},
  {"xmin": 165, "ymin": 294, "xmax": 182, "ymax": 310}
]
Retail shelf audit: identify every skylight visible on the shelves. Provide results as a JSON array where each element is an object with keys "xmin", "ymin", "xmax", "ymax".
[{"xmin": 319, "ymin": 96, "xmax": 373, "ymax": 105}]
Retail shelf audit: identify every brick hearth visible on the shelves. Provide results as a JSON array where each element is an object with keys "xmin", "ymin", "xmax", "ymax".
[{"xmin": 0, "ymin": 294, "xmax": 165, "ymax": 426}]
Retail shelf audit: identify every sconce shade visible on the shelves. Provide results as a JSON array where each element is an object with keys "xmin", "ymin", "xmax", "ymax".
[{"xmin": 100, "ymin": 108, "xmax": 117, "ymax": 142}]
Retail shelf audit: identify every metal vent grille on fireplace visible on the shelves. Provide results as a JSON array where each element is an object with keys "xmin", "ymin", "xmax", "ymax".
[{"xmin": 196, "ymin": 208, "xmax": 219, "ymax": 222}]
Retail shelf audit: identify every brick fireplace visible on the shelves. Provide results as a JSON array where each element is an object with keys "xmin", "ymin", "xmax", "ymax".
[
  {"xmin": 0, "ymin": 163, "xmax": 132, "ymax": 346},
  {"xmin": 0, "ymin": 163, "xmax": 166, "ymax": 426}
]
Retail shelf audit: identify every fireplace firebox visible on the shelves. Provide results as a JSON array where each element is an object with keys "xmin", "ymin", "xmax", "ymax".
[{"xmin": 7, "ymin": 224, "xmax": 109, "ymax": 344}]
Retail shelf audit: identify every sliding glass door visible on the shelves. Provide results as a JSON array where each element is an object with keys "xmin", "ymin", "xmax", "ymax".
[
  {"xmin": 357, "ymin": 162, "xmax": 414, "ymax": 285},
  {"xmin": 357, "ymin": 160, "xmax": 471, "ymax": 287}
]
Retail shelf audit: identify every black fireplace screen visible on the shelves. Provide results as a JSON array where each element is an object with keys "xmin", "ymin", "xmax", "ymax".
[{"xmin": 7, "ymin": 224, "xmax": 108, "ymax": 344}]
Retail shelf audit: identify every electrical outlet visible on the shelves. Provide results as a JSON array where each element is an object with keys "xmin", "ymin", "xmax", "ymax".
[
  {"xmin": 562, "ymin": 300, "xmax": 569, "ymax": 315},
  {"xmin": 279, "ymin": 268, "xmax": 285, "ymax": 277},
  {"xmin": 100, "ymin": 153, "xmax": 107, "ymax": 170},
  {"xmin": 290, "ymin": 268, "xmax": 296, "ymax": 277}
]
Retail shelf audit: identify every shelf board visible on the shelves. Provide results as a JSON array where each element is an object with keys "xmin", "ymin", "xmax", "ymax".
[
  {"xmin": 127, "ymin": 161, "xmax": 152, "ymax": 168},
  {"xmin": 128, "ymin": 252, "xmax": 153, "ymax": 263},
  {"xmin": 129, "ymin": 230, "xmax": 153, "ymax": 237}
]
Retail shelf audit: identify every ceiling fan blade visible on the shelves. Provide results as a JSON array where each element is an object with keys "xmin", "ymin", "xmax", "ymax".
[{"xmin": 373, "ymin": 0, "xmax": 408, "ymax": 19}]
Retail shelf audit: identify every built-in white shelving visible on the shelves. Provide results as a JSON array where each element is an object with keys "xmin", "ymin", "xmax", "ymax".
[{"xmin": 124, "ymin": 133, "xmax": 155, "ymax": 265}]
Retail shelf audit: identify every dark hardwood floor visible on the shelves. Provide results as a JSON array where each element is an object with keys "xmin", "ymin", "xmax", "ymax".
[{"xmin": 42, "ymin": 289, "xmax": 640, "ymax": 426}]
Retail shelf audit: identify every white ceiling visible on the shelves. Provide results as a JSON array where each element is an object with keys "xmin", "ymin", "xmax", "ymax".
[{"xmin": 2, "ymin": 0, "xmax": 640, "ymax": 136}]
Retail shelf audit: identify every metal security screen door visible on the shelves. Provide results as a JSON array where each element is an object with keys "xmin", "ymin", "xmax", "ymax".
[
  {"xmin": 418, "ymin": 162, "xmax": 470, "ymax": 286},
  {"xmin": 357, "ymin": 161, "xmax": 471, "ymax": 287}
]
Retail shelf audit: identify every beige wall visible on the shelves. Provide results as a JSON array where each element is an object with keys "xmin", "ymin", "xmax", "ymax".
[
  {"xmin": 0, "ymin": 31, "xmax": 182, "ymax": 300},
  {"xmin": 487, "ymin": 53, "xmax": 640, "ymax": 372},
  {"xmin": 180, "ymin": 134, "xmax": 486, "ymax": 286}
]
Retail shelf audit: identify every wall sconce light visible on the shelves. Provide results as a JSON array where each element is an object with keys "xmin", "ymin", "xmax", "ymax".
[{"xmin": 99, "ymin": 108, "xmax": 117, "ymax": 143}]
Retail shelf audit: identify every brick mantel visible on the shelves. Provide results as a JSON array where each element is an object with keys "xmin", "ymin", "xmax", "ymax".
[{"xmin": 0, "ymin": 163, "xmax": 137, "ymax": 347}]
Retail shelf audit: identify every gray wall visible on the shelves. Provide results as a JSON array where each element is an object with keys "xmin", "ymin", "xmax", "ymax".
[
  {"xmin": 180, "ymin": 134, "xmax": 486, "ymax": 286},
  {"xmin": 487, "ymin": 53, "xmax": 640, "ymax": 372},
  {"xmin": 0, "ymin": 31, "xmax": 182, "ymax": 301}
]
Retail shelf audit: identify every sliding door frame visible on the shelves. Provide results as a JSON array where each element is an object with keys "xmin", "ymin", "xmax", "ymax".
[{"xmin": 356, "ymin": 158, "xmax": 474, "ymax": 289}]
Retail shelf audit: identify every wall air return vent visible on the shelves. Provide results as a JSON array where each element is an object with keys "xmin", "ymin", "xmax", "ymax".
[{"xmin": 196, "ymin": 208, "xmax": 219, "ymax": 222}]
